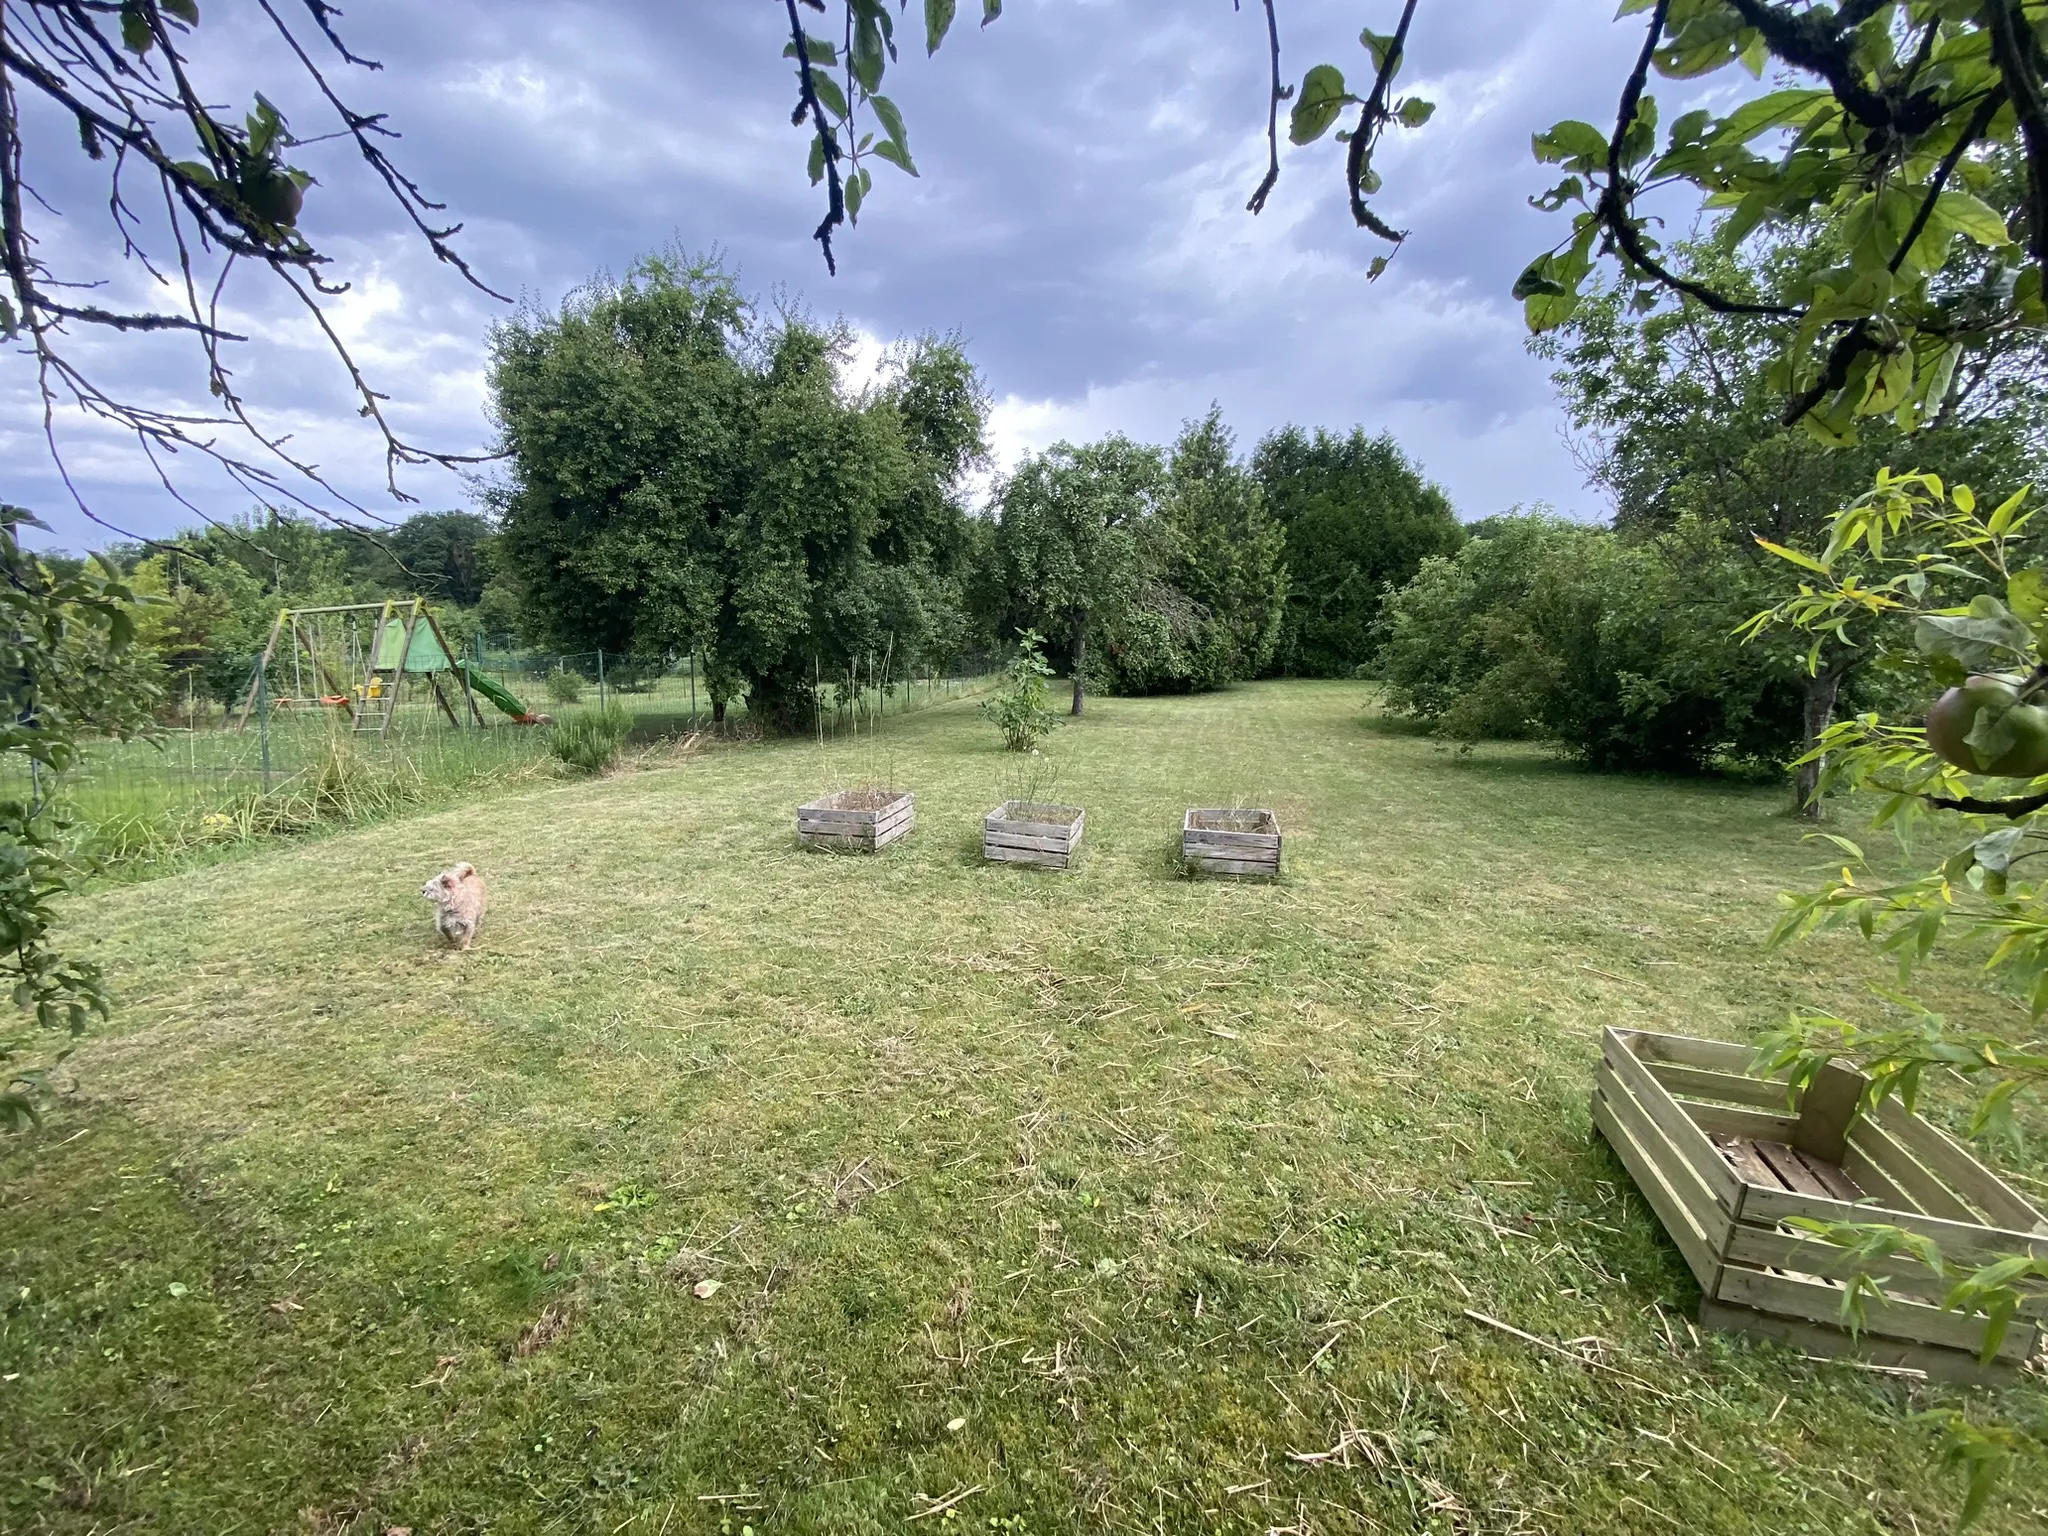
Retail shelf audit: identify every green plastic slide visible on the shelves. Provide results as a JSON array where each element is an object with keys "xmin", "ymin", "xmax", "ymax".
[{"xmin": 454, "ymin": 660, "xmax": 536, "ymax": 720}]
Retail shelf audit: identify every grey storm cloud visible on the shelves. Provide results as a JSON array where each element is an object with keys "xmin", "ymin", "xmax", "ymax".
[{"xmin": 1, "ymin": 0, "xmax": 1735, "ymax": 550}]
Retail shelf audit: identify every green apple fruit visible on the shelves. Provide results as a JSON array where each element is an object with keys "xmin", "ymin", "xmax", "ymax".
[{"xmin": 1926, "ymin": 675, "xmax": 2048, "ymax": 776}]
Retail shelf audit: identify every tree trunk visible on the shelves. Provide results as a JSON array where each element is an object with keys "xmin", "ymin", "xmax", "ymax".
[
  {"xmin": 711, "ymin": 698, "xmax": 727, "ymax": 726},
  {"xmin": 1795, "ymin": 663, "xmax": 1846, "ymax": 821},
  {"xmin": 1070, "ymin": 608, "xmax": 1088, "ymax": 717}
]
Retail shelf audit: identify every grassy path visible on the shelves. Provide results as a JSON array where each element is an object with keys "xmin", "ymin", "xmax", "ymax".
[{"xmin": 4, "ymin": 682, "xmax": 2043, "ymax": 1533}]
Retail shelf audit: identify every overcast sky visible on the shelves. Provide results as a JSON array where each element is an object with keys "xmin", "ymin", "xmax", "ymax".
[{"xmin": 2, "ymin": 1, "xmax": 1749, "ymax": 551}]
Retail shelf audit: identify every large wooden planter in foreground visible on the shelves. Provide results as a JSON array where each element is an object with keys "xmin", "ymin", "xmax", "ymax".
[
  {"xmin": 984, "ymin": 801, "xmax": 1084, "ymax": 869},
  {"xmin": 1183, "ymin": 808, "xmax": 1281, "ymax": 878},
  {"xmin": 1594, "ymin": 1026, "xmax": 2048, "ymax": 1383},
  {"xmin": 796, "ymin": 788, "xmax": 915, "ymax": 853}
]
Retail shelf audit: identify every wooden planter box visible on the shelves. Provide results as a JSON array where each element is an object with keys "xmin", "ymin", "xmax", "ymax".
[
  {"xmin": 1183, "ymin": 808, "xmax": 1281, "ymax": 878},
  {"xmin": 796, "ymin": 788, "xmax": 915, "ymax": 853},
  {"xmin": 1593, "ymin": 1026, "xmax": 2048, "ymax": 1383},
  {"xmin": 984, "ymin": 801, "xmax": 1084, "ymax": 869}
]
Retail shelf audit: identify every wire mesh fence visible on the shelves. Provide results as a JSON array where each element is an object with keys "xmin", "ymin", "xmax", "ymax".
[{"xmin": 5, "ymin": 647, "xmax": 1001, "ymax": 840}]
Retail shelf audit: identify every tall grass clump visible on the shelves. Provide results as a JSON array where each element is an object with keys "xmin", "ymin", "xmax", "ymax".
[
  {"xmin": 550, "ymin": 703, "xmax": 632, "ymax": 774},
  {"xmin": 83, "ymin": 730, "xmax": 553, "ymax": 877},
  {"xmin": 545, "ymin": 666, "xmax": 585, "ymax": 705}
]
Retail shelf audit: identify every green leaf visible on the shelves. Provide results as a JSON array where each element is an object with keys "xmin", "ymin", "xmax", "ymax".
[
  {"xmin": 162, "ymin": 0, "xmax": 199, "ymax": 22},
  {"xmin": 809, "ymin": 72, "xmax": 849, "ymax": 121},
  {"xmin": 1360, "ymin": 28, "xmax": 1398, "ymax": 74},
  {"xmin": 871, "ymin": 139, "xmax": 918, "ymax": 177},
  {"xmin": 120, "ymin": 0, "xmax": 153, "ymax": 54},
  {"xmin": 1915, "ymin": 596, "xmax": 2034, "ymax": 669},
  {"xmin": 1936, "ymin": 190, "xmax": 2011, "ymax": 248},
  {"xmin": 1755, "ymin": 539, "xmax": 1830, "ymax": 575},
  {"xmin": 925, "ymin": 0, "xmax": 956, "ymax": 55},
  {"xmin": 1289, "ymin": 65, "xmax": 1354, "ymax": 147},
  {"xmin": 1713, "ymin": 88, "xmax": 1831, "ymax": 144},
  {"xmin": 851, "ymin": 11, "xmax": 886, "ymax": 93},
  {"xmin": 1397, "ymin": 97, "xmax": 1435, "ymax": 129},
  {"xmin": 1531, "ymin": 119, "xmax": 1608, "ymax": 169},
  {"xmin": 982, "ymin": 0, "xmax": 1001, "ymax": 24},
  {"xmin": 868, "ymin": 94, "xmax": 911, "ymax": 157},
  {"xmin": 783, "ymin": 34, "xmax": 839, "ymax": 66},
  {"xmin": 2008, "ymin": 567, "xmax": 2048, "ymax": 622}
]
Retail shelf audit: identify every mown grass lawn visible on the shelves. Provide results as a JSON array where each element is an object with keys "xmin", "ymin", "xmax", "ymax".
[{"xmin": 4, "ymin": 681, "xmax": 2044, "ymax": 1535}]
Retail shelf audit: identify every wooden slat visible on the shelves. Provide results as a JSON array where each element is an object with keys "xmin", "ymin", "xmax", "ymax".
[
  {"xmin": 988, "ymin": 819, "xmax": 1079, "ymax": 840},
  {"xmin": 1646, "ymin": 1062, "xmax": 1790, "ymax": 1110},
  {"xmin": 1698, "ymin": 1300, "xmax": 2022, "ymax": 1387},
  {"xmin": 1712, "ymin": 1134, "xmax": 1783, "ymax": 1190},
  {"xmin": 1600, "ymin": 1031, "xmax": 1742, "ymax": 1212},
  {"xmin": 1717, "ymin": 1265, "xmax": 2036, "ymax": 1362},
  {"xmin": 1792, "ymin": 1062, "xmax": 1864, "ymax": 1163},
  {"xmin": 986, "ymin": 845, "xmax": 1069, "ymax": 868},
  {"xmin": 1619, "ymin": 1029, "xmax": 1758, "ymax": 1074},
  {"xmin": 1849, "ymin": 1118, "xmax": 1982, "ymax": 1225},
  {"xmin": 797, "ymin": 807, "xmax": 879, "ymax": 826},
  {"xmin": 1754, "ymin": 1140, "xmax": 1835, "ymax": 1199},
  {"xmin": 1185, "ymin": 808, "xmax": 1277, "ymax": 830},
  {"xmin": 1187, "ymin": 855, "xmax": 1282, "ymax": 877},
  {"xmin": 1840, "ymin": 1143, "xmax": 1919, "ymax": 1214},
  {"xmin": 1752, "ymin": 1141, "xmax": 1860, "ymax": 1202},
  {"xmin": 1721, "ymin": 1226, "xmax": 2048, "ymax": 1316},
  {"xmin": 1794, "ymin": 1148, "xmax": 1864, "ymax": 1203},
  {"xmin": 1184, "ymin": 829, "xmax": 1281, "ymax": 854},
  {"xmin": 1723, "ymin": 1226, "xmax": 1949, "ymax": 1308},
  {"xmin": 1864, "ymin": 1100, "xmax": 2048, "ymax": 1234},
  {"xmin": 1592, "ymin": 1085, "xmax": 1725, "ymax": 1288},
  {"xmin": 990, "ymin": 802, "xmax": 1083, "ymax": 834},
  {"xmin": 1740, "ymin": 1184, "xmax": 2048, "ymax": 1265},
  {"xmin": 1682, "ymin": 1103, "xmax": 1805, "ymax": 1144},
  {"xmin": 985, "ymin": 830, "xmax": 1077, "ymax": 854}
]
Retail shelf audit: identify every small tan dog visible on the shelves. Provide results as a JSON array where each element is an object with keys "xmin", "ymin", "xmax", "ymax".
[{"xmin": 421, "ymin": 862, "xmax": 487, "ymax": 950}]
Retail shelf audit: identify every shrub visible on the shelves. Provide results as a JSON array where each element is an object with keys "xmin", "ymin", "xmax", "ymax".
[
  {"xmin": 982, "ymin": 633, "xmax": 1060, "ymax": 752},
  {"xmin": 544, "ymin": 665, "xmax": 585, "ymax": 705},
  {"xmin": 1378, "ymin": 513, "xmax": 1817, "ymax": 773},
  {"xmin": 551, "ymin": 703, "xmax": 632, "ymax": 774}
]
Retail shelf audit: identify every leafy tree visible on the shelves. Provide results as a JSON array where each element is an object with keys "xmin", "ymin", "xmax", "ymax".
[
  {"xmin": 1544, "ymin": 243, "xmax": 2046, "ymax": 812},
  {"xmin": 2, "ymin": 0, "xmax": 497, "ymax": 536},
  {"xmin": 1085, "ymin": 412, "xmax": 1288, "ymax": 697},
  {"xmin": 491, "ymin": 254, "xmax": 987, "ymax": 727},
  {"xmin": 994, "ymin": 437, "xmax": 1161, "ymax": 717},
  {"xmin": 348, "ymin": 513, "xmax": 496, "ymax": 608},
  {"xmin": 1159, "ymin": 410, "xmax": 1288, "ymax": 685},
  {"xmin": 1381, "ymin": 512, "xmax": 1809, "ymax": 773},
  {"xmin": 0, "ymin": 508, "xmax": 157, "ymax": 1129},
  {"xmin": 1252, "ymin": 425, "xmax": 1463, "ymax": 677},
  {"xmin": 1743, "ymin": 475, "xmax": 2048, "ymax": 1514}
]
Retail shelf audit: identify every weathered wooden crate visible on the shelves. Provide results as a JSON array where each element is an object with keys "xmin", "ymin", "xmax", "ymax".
[
  {"xmin": 796, "ymin": 788, "xmax": 915, "ymax": 853},
  {"xmin": 1593, "ymin": 1026, "xmax": 2048, "ymax": 1383},
  {"xmin": 984, "ymin": 801, "xmax": 1084, "ymax": 869},
  {"xmin": 1183, "ymin": 808, "xmax": 1281, "ymax": 878}
]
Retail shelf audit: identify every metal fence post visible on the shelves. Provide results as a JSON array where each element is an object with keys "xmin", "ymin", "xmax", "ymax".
[
  {"xmin": 257, "ymin": 665, "xmax": 273, "ymax": 792},
  {"xmin": 597, "ymin": 647, "xmax": 607, "ymax": 709},
  {"xmin": 689, "ymin": 651, "xmax": 698, "ymax": 729}
]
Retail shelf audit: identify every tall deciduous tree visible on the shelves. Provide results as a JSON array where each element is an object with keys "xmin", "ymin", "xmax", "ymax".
[
  {"xmin": 490, "ymin": 255, "xmax": 987, "ymax": 726},
  {"xmin": 994, "ymin": 438, "xmax": 1161, "ymax": 717},
  {"xmin": 1252, "ymin": 425, "xmax": 1463, "ymax": 677},
  {"xmin": 1128, "ymin": 409, "xmax": 1287, "ymax": 692}
]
